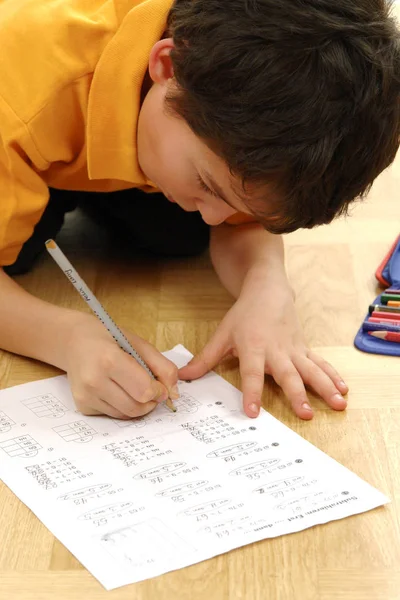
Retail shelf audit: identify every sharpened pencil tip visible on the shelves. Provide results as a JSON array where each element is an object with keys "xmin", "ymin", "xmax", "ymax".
[{"xmin": 166, "ymin": 398, "xmax": 177, "ymax": 412}]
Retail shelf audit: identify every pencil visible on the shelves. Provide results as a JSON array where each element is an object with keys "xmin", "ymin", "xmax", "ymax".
[
  {"xmin": 381, "ymin": 292, "xmax": 400, "ymax": 304},
  {"xmin": 362, "ymin": 321, "xmax": 400, "ymax": 334},
  {"xmin": 368, "ymin": 311, "xmax": 400, "ymax": 321},
  {"xmin": 368, "ymin": 331, "xmax": 400, "ymax": 343},
  {"xmin": 368, "ymin": 317, "xmax": 400, "ymax": 326},
  {"xmin": 369, "ymin": 304, "xmax": 400, "ymax": 315},
  {"xmin": 45, "ymin": 239, "xmax": 176, "ymax": 412}
]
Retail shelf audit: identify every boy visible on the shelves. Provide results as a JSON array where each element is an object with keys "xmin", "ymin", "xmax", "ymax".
[{"xmin": 0, "ymin": 0, "xmax": 398, "ymax": 421}]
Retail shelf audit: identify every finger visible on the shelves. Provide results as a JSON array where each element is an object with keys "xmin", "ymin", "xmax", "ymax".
[
  {"xmin": 273, "ymin": 360, "xmax": 314, "ymax": 420},
  {"xmin": 82, "ymin": 400, "xmax": 131, "ymax": 419},
  {"xmin": 103, "ymin": 398, "xmax": 157, "ymax": 418},
  {"xmin": 294, "ymin": 356, "xmax": 347, "ymax": 411},
  {"xmin": 123, "ymin": 332, "xmax": 180, "ymax": 399},
  {"xmin": 98, "ymin": 379, "xmax": 160, "ymax": 418},
  {"xmin": 109, "ymin": 350, "xmax": 169, "ymax": 404},
  {"xmin": 307, "ymin": 351, "xmax": 349, "ymax": 395},
  {"xmin": 178, "ymin": 333, "xmax": 230, "ymax": 381},
  {"xmin": 82, "ymin": 397, "xmax": 156, "ymax": 419},
  {"xmin": 73, "ymin": 392, "xmax": 131, "ymax": 420},
  {"xmin": 238, "ymin": 350, "xmax": 266, "ymax": 418}
]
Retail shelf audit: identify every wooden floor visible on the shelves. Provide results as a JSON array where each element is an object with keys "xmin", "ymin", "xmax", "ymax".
[{"xmin": 1, "ymin": 83, "xmax": 400, "ymax": 600}]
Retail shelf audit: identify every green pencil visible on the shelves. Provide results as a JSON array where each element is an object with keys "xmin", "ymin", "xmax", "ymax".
[{"xmin": 381, "ymin": 292, "xmax": 400, "ymax": 304}]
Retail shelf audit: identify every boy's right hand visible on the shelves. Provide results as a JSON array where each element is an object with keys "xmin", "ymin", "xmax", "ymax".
[{"xmin": 63, "ymin": 314, "xmax": 179, "ymax": 419}]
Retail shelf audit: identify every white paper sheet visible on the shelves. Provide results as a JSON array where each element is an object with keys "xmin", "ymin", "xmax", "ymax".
[{"xmin": 0, "ymin": 345, "xmax": 389, "ymax": 590}]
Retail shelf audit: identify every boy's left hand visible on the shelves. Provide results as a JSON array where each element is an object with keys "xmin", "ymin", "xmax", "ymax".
[{"xmin": 178, "ymin": 283, "xmax": 348, "ymax": 419}]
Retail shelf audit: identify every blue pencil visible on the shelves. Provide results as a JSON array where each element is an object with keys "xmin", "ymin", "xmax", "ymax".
[{"xmin": 362, "ymin": 321, "xmax": 400, "ymax": 334}]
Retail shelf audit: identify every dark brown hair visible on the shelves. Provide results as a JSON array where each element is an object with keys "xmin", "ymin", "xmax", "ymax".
[{"xmin": 166, "ymin": 0, "xmax": 400, "ymax": 233}]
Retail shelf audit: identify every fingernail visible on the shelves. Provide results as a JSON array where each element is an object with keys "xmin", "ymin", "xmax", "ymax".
[
  {"xmin": 338, "ymin": 381, "xmax": 348, "ymax": 392},
  {"xmin": 249, "ymin": 403, "xmax": 260, "ymax": 416},
  {"xmin": 333, "ymin": 393, "xmax": 346, "ymax": 404},
  {"xmin": 157, "ymin": 391, "xmax": 169, "ymax": 403},
  {"xmin": 301, "ymin": 402, "xmax": 313, "ymax": 411},
  {"xmin": 153, "ymin": 382, "xmax": 168, "ymax": 403},
  {"xmin": 169, "ymin": 384, "xmax": 180, "ymax": 401}
]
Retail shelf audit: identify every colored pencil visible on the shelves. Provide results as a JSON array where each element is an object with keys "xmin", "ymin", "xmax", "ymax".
[
  {"xmin": 386, "ymin": 289, "xmax": 400, "ymax": 295},
  {"xmin": 369, "ymin": 331, "xmax": 400, "ymax": 343},
  {"xmin": 381, "ymin": 293, "xmax": 400, "ymax": 304},
  {"xmin": 368, "ymin": 317, "xmax": 400, "ymax": 326},
  {"xmin": 45, "ymin": 239, "xmax": 176, "ymax": 412},
  {"xmin": 362, "ymin": 322, "xmax": 400, "ymax": 333},
  {"xmin": 369, "ymin": 304, "xmax": 400, "ymax": 315},
  {"xmin": 369, "ymin": 311, "xmax": 400, "ymax": 321},
  {"xmin": 387, "ymin": 301, "xmax": 400, "ymax": 307}
]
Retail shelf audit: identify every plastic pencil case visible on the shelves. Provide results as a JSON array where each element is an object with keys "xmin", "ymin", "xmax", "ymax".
[{"xmin": 354, "ymin": 234, "xmax": 400, "ymax": 357}]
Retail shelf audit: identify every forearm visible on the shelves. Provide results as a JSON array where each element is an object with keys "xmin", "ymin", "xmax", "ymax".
[
  {"xmin": 210, "ymin": 223, "xmax": 289, "ymax": 298},
  {"xmin": 0, "ymin": 268, "xmax": 86, "ymax": 369}
]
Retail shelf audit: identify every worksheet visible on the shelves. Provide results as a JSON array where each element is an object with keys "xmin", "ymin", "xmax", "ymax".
[{"xmin": 0, "ymin": 345, "xmax": 389, "ymax": 590}]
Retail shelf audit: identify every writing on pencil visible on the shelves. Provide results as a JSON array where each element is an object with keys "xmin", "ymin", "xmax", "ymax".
[{"xmin": 45, "ymin": 239, "xmax": 177, "ymax": 413}]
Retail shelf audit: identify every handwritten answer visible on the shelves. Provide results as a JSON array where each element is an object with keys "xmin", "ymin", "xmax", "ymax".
[
  {"xmin": 102, "ymin": 437, "xmax": 173, "ymax": 468},
  {"xmin": 0, "ymin": 435, "xmax": 41, "ymax": 458},
  {"xmin": 25, "ymin": 458, "xmax": 94, "ymax": 490},
  {"xmin": 58, "ymin": 483, "xmax": 114, "ymax": 504},
  {"xmin": 78, "ymin": 501, "xmax": 146, "ymax": 528},
  {"xmin": 0, "ymin": 345, "xmax": 389, "ymax": 590},
  {"xmin": 53, "ymin": 421, "xmax": 97, "ymax": 443},
  {"xmin": 181, "ymin": 415, "xmax": 251, "ymax": 444},
  {"xmin": 22, "ymin": 394, "xmax": 68, "ymax": 418},
  {"xmin": 0, "ymin": 411, "xmax": 15, "ymax": 433}
]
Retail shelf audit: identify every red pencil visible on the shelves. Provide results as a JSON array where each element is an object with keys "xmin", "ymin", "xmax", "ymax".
[
  {"xmin": 369, "ymin": 331, "xmax": 400, "ymax": 343},
  {"xmin": 368, "ymin": 317, "xmax": 400, "ymax": 326},
  {"xmin": 370, "ymin": 311, "xmax": 400, "ymax": 321},
  {"xmin": 368, "ymin": 317, "xmax": 400, "ymax": 328}
]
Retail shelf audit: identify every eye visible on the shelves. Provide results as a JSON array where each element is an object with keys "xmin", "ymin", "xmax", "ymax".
[{"xmin": 196, "ymin": 174, "xmax": 219, "ymax": 198}]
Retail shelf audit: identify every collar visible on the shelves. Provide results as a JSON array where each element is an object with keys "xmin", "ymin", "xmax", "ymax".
[{"xmin": 87, "ymin": 0, "xmax": 173, "ymax": 188}]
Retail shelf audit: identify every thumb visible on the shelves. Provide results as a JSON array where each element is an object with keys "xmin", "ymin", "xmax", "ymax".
[{"xmin": 179, "ymin": 333, "xmax": 229, "ymax": 381}]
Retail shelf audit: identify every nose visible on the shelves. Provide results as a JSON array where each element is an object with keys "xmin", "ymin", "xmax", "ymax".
[{"xmin": 197, "ymin": 201, "xmax": 237, "ymax": 226}]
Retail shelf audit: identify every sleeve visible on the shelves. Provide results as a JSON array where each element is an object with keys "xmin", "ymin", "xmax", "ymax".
[{"xmin": 0, "ymin": 123, "xmax": 50, "ymax": 267}]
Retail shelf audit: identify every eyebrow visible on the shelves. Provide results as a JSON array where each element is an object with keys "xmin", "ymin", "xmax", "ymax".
[{"xmin": 202, "ymin": 170, "xmax": 250, "ymax": 212}]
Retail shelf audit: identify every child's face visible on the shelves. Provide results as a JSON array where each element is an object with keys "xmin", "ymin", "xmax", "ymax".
[{"xmin": 137, "ymin": 39, "xmax": 255, "ymax": 226}]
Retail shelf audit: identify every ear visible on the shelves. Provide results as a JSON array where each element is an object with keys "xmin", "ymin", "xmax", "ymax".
[{"xmin": 148, "ymin": 38, "xmax": 175, "ymax": 85}]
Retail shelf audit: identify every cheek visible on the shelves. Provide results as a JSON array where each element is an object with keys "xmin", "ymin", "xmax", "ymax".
[
  {"xmin": 138, "ymin": 97, "xmax": 195, "ymax": 196},
  {"xmin": 156, "ymin": 140, "xmax": 195, "ymax": 195}
]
